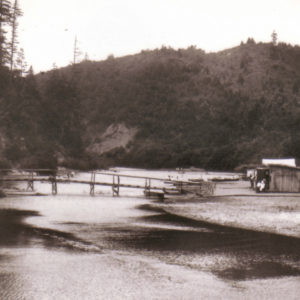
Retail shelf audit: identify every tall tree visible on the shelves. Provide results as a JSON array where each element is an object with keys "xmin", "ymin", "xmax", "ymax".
[
  {"xmin": 9, "ymin": 0, "xmax": 22, "ymax": 71},
  {"xmin": 271, "ymin": 30, "xmax": 278, "ymax": 45},
  {"xmin": 73, "ymin": 35, "xmax": 81, "ymax": 64},
  {"xmin": 0, "ymin": 0, "xmax": 11, "ymax": 66},
  {"xmin": 15, "ymin": 47, "xmax": 27, "ymax": 75}
]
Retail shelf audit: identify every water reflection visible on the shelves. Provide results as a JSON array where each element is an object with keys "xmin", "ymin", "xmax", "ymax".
[
  {"xmin": 0, "ymin": 209, "xmax": 100, "ymax": 252},
  {"xmin": 101, "ymin": 205, "xmax": 300, "ymax": 280}
]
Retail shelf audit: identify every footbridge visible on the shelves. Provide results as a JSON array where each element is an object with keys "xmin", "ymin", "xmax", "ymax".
[
  {"xmin": 0, "ymin": 169, "xmax": 215, "ymax": 198},
  {"xmin": 0, "ymin": 169, "xmax": 178, "ymax": 198}
]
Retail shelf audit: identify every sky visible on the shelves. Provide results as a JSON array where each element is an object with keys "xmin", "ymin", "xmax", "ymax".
[{"xmin": 17, "ymin": 0, "xmax": 300, "ymax": 73}]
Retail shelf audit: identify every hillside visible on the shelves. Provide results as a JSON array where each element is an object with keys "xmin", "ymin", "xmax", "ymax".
[{"xmin": 1, "ymin": 40, "xmax": 300, "ymax": 170}]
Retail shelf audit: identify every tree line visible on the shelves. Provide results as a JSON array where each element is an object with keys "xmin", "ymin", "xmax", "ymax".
[
  {"xmin": 1, "ymin": 2, "xmax": 300, "ymax": 171},
  {"xmin": 0, "ymin": 0, "xmax": 24, "ymax": 72},
  {"xmin": 0, "ymin": 1, "xmax": 92, "ymax": 170}
]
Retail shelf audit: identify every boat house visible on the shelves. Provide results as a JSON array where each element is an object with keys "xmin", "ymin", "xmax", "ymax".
[
  {"xmin": 267, "ymin": 164, "xmax": 300, "ymax": 193},
  {"xmin": 258, "ymin": 158, "xmax": 300, "ymax": 193}
]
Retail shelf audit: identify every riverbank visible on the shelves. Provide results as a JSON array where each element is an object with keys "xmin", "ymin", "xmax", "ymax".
[
  {"xmin": 0, "ymin": 180, "xmax": 299, "ymax": 300},
  {"xmin": 162, "ymin": 180, "xmax": 300, "ymax": 238}
]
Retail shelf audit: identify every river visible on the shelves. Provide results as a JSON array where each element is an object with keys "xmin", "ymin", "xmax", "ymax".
[{"xmin": 0, "ymin": 168, "xmax": 299, "ymax": 299}]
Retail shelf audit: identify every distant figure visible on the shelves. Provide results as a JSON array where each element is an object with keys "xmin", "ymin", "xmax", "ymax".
[
  {"xmin": 257, "ymin": 179, "xmax": 266, "ymax": 192},
  {"xmin": 265, "ymin": 171, "xmax": 270, "ymax": 190},
  {"xmin": 249, "ymin": 173, "xmax": 255, "ymax": 188}
]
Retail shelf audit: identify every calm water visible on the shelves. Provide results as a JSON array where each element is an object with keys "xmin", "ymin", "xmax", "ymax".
[{"xmin": 0, "ymin": 169, "xmax": 299, "ymax": 299}]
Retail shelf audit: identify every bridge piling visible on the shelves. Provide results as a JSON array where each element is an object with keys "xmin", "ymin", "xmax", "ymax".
[
  {"xmin": 144, "ymin": 178, "xmax": 151, "ymax": 197},
  {"xmin": 90, "ymin": 172, "xmax": 96, "ymax": 196},
  {"xmin": 112, "ymin": 175, "xmax": 120, "ymax": 196},
  {"xmin": 50, "ymin": 175, "xmax": 57, "ymax": 195},
  {"xmin": 26, "ymin": 171, "xmax": 34, "ymax": 191}
]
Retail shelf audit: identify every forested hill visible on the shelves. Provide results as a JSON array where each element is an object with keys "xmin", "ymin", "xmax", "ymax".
[{"xmin": 1, "ymin": 40, "xmax": 300, "ymax": 170}]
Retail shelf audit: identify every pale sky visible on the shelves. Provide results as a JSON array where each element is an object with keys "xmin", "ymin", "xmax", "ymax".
[{"xmin": 17, "ymin": 0, "xmax": 300, "ymax": 73}]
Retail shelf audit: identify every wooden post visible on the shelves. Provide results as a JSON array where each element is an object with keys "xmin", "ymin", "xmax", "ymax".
[
  {"xmin": 50, "ymin": 175, "xmax": 57, "ymax": 195},
  {"xmin": 27, "ymin": 171, "xmax": 34, "ymax": 191},
  {"xmin": 144, "ymin": 178, "xmax": 151, "ymax": 197},
  {"xmin": 112, "ymin": 175, "xmax": 120, "ymax": 196},
  {"xmin": 90, "ymin": 172, "xmax": 95, "ymax": 196},
  {"xmin": 179, "ymin": 181, "xmax": 183, "ymax": 194}
]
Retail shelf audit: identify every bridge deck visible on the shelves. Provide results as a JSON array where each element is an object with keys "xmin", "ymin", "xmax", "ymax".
[
  {"xmin": 0, "ymin": 169, "xmax": 214, "ymax": 198},
  {"xmin": 0, "ymin": 177, "xmax": 165, "ymax": 190},
  {"xmin": 0, "ymin": 169, "xmax": 180, "ymax": 198}
]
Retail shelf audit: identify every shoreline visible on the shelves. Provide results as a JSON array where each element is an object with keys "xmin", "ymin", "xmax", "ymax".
[
  {"xmin": 2, "ymin": 176, "xmax": 300, "ymax": 238},
  {"xmin": 161, "ymin": 180, "xmax": 300, "ymax": 238}
]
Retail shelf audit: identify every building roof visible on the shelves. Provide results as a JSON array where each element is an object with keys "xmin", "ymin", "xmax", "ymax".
[{"xmin": 262, "ymin": 158, "xmax": 296, "ymax": 167}]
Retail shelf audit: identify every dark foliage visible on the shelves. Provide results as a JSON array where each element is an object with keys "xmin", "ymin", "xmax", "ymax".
[{"xmin": 1, "ymin": 42, "xmax": 300, "ymax": 170}]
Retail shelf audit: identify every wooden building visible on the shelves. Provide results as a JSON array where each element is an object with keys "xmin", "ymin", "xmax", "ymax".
[{"xmin": 267, "ymin": 165, "xmax": 300, "ymax": 193}]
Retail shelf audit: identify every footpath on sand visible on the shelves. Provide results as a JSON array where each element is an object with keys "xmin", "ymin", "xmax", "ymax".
[{"xmin": 162, "ymin": 180, "xmax": 300, "ymax": 238}]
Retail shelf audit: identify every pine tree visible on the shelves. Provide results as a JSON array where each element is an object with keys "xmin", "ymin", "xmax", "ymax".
[
  {"xmin": 9, "ymin": 0, "xmax": 22, "ymax": 71},
  {"xmin": 73, "ymin": 35, "xmax": 82, "ymax": 64},
  {"xmin": 271, "ymin": 30, "xmax": 278, "ymax": 45},
  {"xmin": 0, "ymin": 0, "xmax": 11, "ymax": 66},
  {"xmin": 15, "ymin": 47, "xmax": 27, "ymax": 75}
]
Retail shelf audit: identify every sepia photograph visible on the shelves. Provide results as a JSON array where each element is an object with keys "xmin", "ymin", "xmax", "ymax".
[{"xmin": 0, "ymin": 0, "xmax": 299, "ymax": 299}]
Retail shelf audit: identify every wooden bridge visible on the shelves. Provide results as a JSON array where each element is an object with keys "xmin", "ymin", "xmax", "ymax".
[
  {"xmin": 0, "ymin": 169, "xmax": 215, "ymax": 198},
  {"xmin": 0, "ymin": 169, "xmax": 175, "ymax": 198}
]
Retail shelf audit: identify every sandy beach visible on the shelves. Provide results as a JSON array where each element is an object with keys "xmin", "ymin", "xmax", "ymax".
[{"xmin": 163, "ymin": 180, "xmax": 300, "ymax": 238}]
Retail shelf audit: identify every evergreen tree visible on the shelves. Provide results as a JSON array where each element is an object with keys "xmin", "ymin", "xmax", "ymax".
[
  {"xmin": 271, "ymin": 30, "xmax": 278, "ymax": 45},
  {"xmin": 9, "ymin": 0, "xmax": 22, "ymax": 71},
  {"xmin": 15, "ymin": 47, "xmax": 27, "ymax": 75},
  {"xmin": 73, "ymin": 35, "xmax": 82, "ymax": 64},
  {"xmin": 0, "ymin": 0, "xmax": 11, "ymax": 66}
]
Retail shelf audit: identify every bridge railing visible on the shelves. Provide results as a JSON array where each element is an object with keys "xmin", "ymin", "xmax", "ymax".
[
  {"xmin": 0, "ymin": 169, "xmax": 171, "ymax": 197},
  {"xmin": 0, "ymin": 169, "xmax": 214, "ymax": 197}
]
